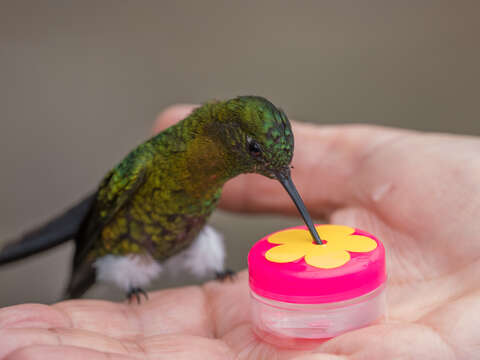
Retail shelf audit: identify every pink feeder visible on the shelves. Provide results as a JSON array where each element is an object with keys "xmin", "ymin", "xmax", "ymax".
[{"xmin": 248, "ymin": 224, "xmax": 387, "ymax": 349}]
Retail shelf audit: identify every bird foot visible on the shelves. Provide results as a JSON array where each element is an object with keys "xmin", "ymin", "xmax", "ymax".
[
  {"xmin": 126, "ymin": 287, "xmax": 149, "ymax": 304},
  {"xmin": 215, "ymin": 269, "xmax": 236, "ymax": 282}
]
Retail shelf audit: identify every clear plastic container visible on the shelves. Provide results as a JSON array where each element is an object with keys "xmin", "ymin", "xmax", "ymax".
[
  {"xmin": 248, "ymin": 224, "xmax": 387, "ymax": 349},
  {"xmin": 250, "ymin": 284, "xmax": 386, "ymax": 348}
]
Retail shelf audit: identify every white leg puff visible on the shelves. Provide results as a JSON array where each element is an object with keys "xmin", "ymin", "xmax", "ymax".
[
  {"xmin": 164, "ymin": 225, "xmax": 226, "ymax": 278},
  {"xmin": 93, "ymin": 253, "xmax": 162, "ymax": 292}
]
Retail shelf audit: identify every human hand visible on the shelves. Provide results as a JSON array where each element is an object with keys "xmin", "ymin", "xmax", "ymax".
[
  {"xmin": 159, "ymin": 106, "xmax": 480, "ymax": 359},
  {"xmin": 2, "ymin": 105, "xmax": 479, "ymax": 359}
]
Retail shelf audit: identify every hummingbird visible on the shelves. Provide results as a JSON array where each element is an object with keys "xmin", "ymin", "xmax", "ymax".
[{"xmin": 0, "ymin": 96, "xmax": 322, "ymax": 303}]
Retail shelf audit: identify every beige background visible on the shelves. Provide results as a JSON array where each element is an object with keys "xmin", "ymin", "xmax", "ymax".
[{"xmin": 1, "ymin": 1, "xmax": 479, "ymax": 306}]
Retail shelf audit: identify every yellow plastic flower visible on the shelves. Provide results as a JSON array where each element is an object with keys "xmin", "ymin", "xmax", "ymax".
[{"xmin": 265, "ymin": 225, "xmax": 377, "ymax": 269}]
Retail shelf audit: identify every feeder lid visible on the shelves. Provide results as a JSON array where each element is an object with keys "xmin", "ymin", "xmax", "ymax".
[{"xmin": 248, "ymin": 224, "xmax": 386, "ymax": 304}]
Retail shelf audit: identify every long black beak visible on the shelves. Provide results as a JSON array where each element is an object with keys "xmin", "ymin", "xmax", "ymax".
[{"xmin": 275, "ymin": 169, "xmax": 323, "ymax": 245}]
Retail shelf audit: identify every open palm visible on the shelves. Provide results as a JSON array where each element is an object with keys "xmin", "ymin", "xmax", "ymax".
[{"xmin": 1, "ymin": 106, "xmax": 478, "ymax": 359}]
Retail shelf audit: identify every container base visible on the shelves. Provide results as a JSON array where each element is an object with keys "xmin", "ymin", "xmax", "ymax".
[
  {"xmin": 252, "ymin": 316, "xmax": 385, "ymax": 350},
  {"xmin": 250, "ymin": 285, "xmax": 387, "ymax": 349},
  {"xmin": 252, "ymin": 327, "xmax": 330, "ymax": 350}
]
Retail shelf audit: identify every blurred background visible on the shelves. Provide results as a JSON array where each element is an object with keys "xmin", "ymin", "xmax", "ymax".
[{"xmin": 1, "ymin": 1, "xmax": 479, "ymax": 306}]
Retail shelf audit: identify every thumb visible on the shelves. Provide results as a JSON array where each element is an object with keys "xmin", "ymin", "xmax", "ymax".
[
  {"xmin": 220, "ymin": 122, "xmax": 407, "ymax": 217},
  {"xmin": 153, "ymin": 104, "xmax": 198, "ymax": 134}
]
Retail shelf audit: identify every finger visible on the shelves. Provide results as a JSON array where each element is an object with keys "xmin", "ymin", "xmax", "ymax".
[
  {"xmin": 0, "ymin": 304, "xmax": 71, "ymax": 329},
  {"xmin": 221, "ymin": 123, "xmax": 410, "ymax": 218},
  {"xmin": 53, "ymin": 286, "xmax": 213, "ymax": 338},
  {"xmin": 0, "ymin": 328, "xmax": 128, "ymax": 359},
  {"xmin": 5, "ymin": 345, "xmax": 131, "ymax": 360},
  {"xmin": 2, "ymin": 333, "xmax": 234, "ymax": 360},
  {"xmin": 153, "ymin": 104, "xmax": 197, "ymax": 134},
  {"xmin": 151, "ymin": 105, "xmax": 410, "ymax": 218},
  {"xmin": 1, "ymin": 288, "xmax": 215, "ymax": 345}
]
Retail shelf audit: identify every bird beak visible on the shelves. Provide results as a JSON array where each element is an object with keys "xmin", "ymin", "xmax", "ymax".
[{"xmin": 274, "ymin": 168, "xmax": 323, "ymax": 245}]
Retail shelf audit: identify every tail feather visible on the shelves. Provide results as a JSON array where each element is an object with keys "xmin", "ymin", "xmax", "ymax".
[
  {"xmin": 0, "ymin": 194, "xmax": 96, "ymax": 266},
  {"xmin": 64, "ymin": 262, "xmax": 97, "ymax": 299}
]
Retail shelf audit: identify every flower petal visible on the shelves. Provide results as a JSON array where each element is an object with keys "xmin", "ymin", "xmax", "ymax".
[
  {"xmin": 336, "ymin": 235, "xmax": 377, "ymax": 252},
  {"xmin": 316, "ymin": 225, "xmax": 355, "ymax": 241},
  {"xmin": 265, "ymin": 244, "xmax": 307, "ymax": 263},
  {"xmin": 305, "ymin": 246, "xmax": 351, "ymax": 269},
  {"xmin": 268, "ymin": 229, "xmax": 313, "ymax": 245}
]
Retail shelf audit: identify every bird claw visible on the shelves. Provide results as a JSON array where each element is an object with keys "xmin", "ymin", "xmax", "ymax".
[
  {"xmin": 126, "ymin": 287, "xmax": 149, "ymax": 304},
  {"xmin": 215, "ymin": 269, "xmax": 236, "ymax": 282}
]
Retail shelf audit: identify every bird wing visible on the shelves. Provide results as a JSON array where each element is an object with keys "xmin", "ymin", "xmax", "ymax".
[
  {"xmin": 65, "ymin": 157, "xmax": 149, "ymax": 299},
  {"xmin": 73, "ymin": 157, "xmax": 149, "ymax": 267}
]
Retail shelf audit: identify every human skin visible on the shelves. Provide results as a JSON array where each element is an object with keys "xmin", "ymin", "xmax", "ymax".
[{"xmin": 1, "ymin": 105, "xmax": 479, "ymax": 359}]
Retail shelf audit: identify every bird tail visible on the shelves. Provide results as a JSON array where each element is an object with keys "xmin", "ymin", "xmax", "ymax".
[
  {"xmin": 0, "ymin": 194, "xmax": 96, "ymax": 266},
  {"xmin": 64, "ymin": 261, "xmax": 97, "ymax": 300}
]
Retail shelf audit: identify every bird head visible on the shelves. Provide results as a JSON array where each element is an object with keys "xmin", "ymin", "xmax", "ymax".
[
  {"xmin": 208, "ymin": 96, "xmax": 323, "ymax": 244},
  {"xmin": 210, "ymin": 96, "xmax": 294, "ymax": 179}
]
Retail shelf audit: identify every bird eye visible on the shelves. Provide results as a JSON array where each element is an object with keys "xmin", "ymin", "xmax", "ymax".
[{"xmin": 248, "ymin": 140, "xmax": 262, "ymax": 157}]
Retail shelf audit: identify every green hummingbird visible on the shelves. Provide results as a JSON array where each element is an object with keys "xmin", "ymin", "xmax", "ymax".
[{"xmin": 0, "ymin": 96, "xmax": 322, "ymax": 303}]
